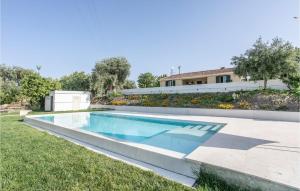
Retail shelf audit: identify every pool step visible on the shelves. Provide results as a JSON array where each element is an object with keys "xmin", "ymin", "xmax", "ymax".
[
  {"xmin": 183, "ymin": 125, "xmax": 194, "ymax": 129},
  {"xmin": 183, "ymin": 124, "xmax": 223, "ymax": 131}
]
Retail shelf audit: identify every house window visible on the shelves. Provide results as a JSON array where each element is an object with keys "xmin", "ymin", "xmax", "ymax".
[
  {"xmin": 216, "ymin": 75, "xmax": 231, "ymax": 83},
  {"xmin": 197, "ymin": 81, "xmax": 202, "ymax": 84},
  {"xmin": 166, "ymin": 80, "xmax": 175, "ymax": 86}
]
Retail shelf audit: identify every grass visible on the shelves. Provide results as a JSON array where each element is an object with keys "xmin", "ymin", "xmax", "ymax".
[
  {"xmin": 0, "ymin": 112, "xmax": 247, "ymax": 191},
  {"xmin": 1, "ymin": 114, "xmax": 197, "ymax": 191}
]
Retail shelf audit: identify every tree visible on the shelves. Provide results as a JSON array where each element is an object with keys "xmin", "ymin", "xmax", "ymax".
[
  {"xmin": 280, "ymin": 48, "xmax": 300, "ymax": 90},
  {"xmin": 0, "ymin": 64, "xmax": 15, "ymax": 82},
  {"xmin": 0, "ymin": 79, "xmax": 20, "ymax": 104},
  {"xmin": 0, "ymin": 64, "xmax": 35, "ymax": 84},
  {"xmin": 137, "ymin": 73, "xmax": 156, "ymax": 88},
  {"xmin": 123, "ymin": 80, "xmax": 137, "ymax": 89},
  {"xmin": 0, "ymin": 65, "xmax": 36, "ymax": 104},
  {"xmin": 60, "ymin": 71, "xmax": 90, "ymax": 91},
  {"xmin": 155, "ymin": 74, "xmax": 167, "ymax": 87},
  {"xmin": 21, "ymin": 73, "xmax": 61, "ymax": 109},
  {"xmin": 231, "ymin": 37, "xmax": 295, "ymax": 89},
  {"xmin": 91, "ymin": 57, "xmax": 131, "ymax": 95}
]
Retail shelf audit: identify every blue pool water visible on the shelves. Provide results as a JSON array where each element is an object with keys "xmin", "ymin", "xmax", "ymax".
[{"xmin": 37, "ymin": 112, "xmax": 224, "ymax": 154}]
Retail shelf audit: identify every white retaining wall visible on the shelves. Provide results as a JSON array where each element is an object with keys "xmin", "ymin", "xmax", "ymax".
[
  {"xmin": 90, "ymin": 105, "xmax": 300, "ymax": 122},
  {"xmin": 122, "ymin": 79, "xmax": 287, "ymax": 95}
]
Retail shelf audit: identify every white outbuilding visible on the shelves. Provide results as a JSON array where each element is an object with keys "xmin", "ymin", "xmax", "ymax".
[{"xmin": 45, "ymin": 91, "xmax": 91, "ymax": 112}]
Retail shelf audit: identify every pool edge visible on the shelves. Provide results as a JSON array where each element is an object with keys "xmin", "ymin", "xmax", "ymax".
[{"xmin": 24, "ymin": 115, "xmax": 199, "ymax": 178}]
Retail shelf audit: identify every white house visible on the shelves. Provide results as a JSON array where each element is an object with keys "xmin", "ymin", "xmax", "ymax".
[{"xmin": 45, "ymin": 91, "xmax": 91, "ymax": 112}]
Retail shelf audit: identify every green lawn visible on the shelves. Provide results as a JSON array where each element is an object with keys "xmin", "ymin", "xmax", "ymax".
[
  {"xmin": 0, "ymin": 114, "xmax": 196, "ymax": 190},
  {"xmin": 0, "ymin": 113, "xmax": 246, "ymax": 191}
]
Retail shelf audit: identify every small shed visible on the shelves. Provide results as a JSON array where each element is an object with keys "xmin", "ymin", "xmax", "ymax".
[{"xmin": 45, "ymin": 91, "xmax": 91, "ymax": 112}]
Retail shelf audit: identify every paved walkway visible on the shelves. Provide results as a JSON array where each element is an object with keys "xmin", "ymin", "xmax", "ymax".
[{"xmin": 112, "ymin": 111, "xmax": 300, "ymax": 190}]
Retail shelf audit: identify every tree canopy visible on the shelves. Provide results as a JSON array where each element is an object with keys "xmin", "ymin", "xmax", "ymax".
[
  {"xmin": 0, "ymin": 64, "xmax": 35, "ymax": 85},
  {"xmin": 155, "ymin": 74, "xmax": 167, "ymax": 87},
  {"xmin": 123, "ymin": 80, "xmax": 137, "ymax": 89},
  {"xmin": 60, "ymin": 71, "xmax": 90, "ymax": 91},
  {"xmin": 0, "ymin": 79, "xmax": 20, "ymax": 104},
  {"xmin": 21, "ymin": 73, "xmax": 61, "ymax": 108},
  {"xmin": 0, "ymin": 65, "xmax": 37, "ymax": 104},
  {"xmin": 91, "ymin": 57, "xmax": 131, "ymax": 95},
  {"xmin": 137, "ymin": 73, "xmax": 156, "ymax": 88},
  {"xmin": 280, "ymin": 48, "xmax": 300, "ymax": 92},
  {"xmin": 137, "ymin": 73, "xmax": 166, "ymax": 88},
  {"xmin": 231, "ymin": 37, "xmax": 297, "ymax": 89}
]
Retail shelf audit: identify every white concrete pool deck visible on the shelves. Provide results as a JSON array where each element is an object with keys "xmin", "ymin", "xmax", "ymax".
[{"xmin": 108, "ymin": 111, "xmax": 300, "ymax": 190}]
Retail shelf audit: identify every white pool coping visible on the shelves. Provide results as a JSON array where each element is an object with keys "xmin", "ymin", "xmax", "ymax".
[{"xmin": 25, "ymin": 111, "xmax": 300, "ymax": 191}]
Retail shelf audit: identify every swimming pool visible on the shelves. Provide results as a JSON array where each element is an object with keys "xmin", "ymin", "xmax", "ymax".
[{"xmin": 36, "ymin": 112, "xmax": 224, "ymax": 154}]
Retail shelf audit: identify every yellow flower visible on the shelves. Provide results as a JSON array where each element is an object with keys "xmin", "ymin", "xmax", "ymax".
[{"xmin": 217, "ymin": 103, "xmax": 234, "ymax": 109}]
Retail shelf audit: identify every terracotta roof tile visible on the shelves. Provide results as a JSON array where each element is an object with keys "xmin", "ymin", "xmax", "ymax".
[{"xmin": 160, "ymin": 67, "xmax": 235, "ymax": 81}]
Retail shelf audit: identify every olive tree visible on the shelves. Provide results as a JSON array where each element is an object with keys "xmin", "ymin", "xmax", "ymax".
[
  {"xmin": 91, "ymin": 57, "xmax": 131, "ymax": 95},
  {"xmin": 231, "ymin": 37, "xmax": 296, "ymax": 89}
]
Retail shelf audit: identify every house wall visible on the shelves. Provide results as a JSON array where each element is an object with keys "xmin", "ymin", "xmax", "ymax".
[
  {"xmin": 231, "ymin": 73, "xmax": 241, "ymax": 82},
  {"xmin": 176, "ymin": 79, "xmax": 183, "ymax": 86},
  {"xmin": 160, "ymin": 79, "xmax": 183, "ymax": 87},
  {"xmin": 207, "ymin": 76, "xmax": 216, "ymax": 84},
  {"xmin": 160, "ymin": 72, "xmax": 241, "ymax": 87},
  {"xmin": 207, "ymin": 73, "xmax": 241, "ymax": 84},
  {"xmin": 160, "ymin": 81, "xmax": 165, "ymax": 87},
  {"xmin": 182, "ymin": 77, "xmax": 207, "ymax": 85}
]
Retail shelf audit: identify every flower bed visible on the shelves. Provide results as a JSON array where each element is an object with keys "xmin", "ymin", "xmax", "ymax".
[{"xmin": 98, "ymin": 89, "xmax": 299, "ymax": 111}]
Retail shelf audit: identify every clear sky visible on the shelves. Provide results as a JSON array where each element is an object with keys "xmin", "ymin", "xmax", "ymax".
[{"xmin": 1, "ymin": 0, "xmax": 299, "ymax": 81}]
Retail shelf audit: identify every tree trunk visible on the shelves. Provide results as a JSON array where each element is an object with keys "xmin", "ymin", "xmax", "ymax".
[{"xmin": 263, "ymin": 79, "xmax": 267, "ymax": 89}]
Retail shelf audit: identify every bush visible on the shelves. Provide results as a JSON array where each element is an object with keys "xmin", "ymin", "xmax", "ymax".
[
  {"xmin": 142, "ymin": 100, "xmax": 157, "ymax": 107},
  {"xmin": 127, "ymin": 95, "xmax": 141, "ymax": 100},
  {"xmin": 96, "ymin": 90, "xmax": 298, "ymax": 111},
  {"xmin": 111, "ymin": 100, "xmax": 127, "ymax": 105},
  {"xmin": 161, "ymin": 99, "xmax": 169, "ymax": 107},
  {"xmin": 191, "ymin": 98, "xmax": 200, "ymax": 105},
  {"xmin": 217, "ymin": 103, "xmax": 234, "ymax": 109},
  {"xmin": 238, "ymin": 100, "xmax": 251, "ymax": 109},
  {"xmin": 20, "ymin": 73, "xmax": 61, "ymax": 109},
  {"xmin": 107, "ymin": 92, "xmax": 123, "ymax": 101},
  {"xmin": 217, "ymin": 94, "xmax": 234, "ymax": 102}
]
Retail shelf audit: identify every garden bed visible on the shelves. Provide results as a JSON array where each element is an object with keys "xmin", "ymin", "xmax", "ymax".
[{"xmin": 97, "ymin": 89, "xmax": 299, "ymax": 112}]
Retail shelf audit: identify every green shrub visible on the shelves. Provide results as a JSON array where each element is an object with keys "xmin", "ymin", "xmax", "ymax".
[
  {"xmin": 217, "ymin": 93, "xmax": 234, "ymax": 102},
  {"xmin": 111, "ymin": 100, "xmax": 127, "ymax": 105}
]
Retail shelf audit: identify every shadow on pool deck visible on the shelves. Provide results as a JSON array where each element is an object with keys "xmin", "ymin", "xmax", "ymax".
[{"xmin": 202, "ymin": 133, "xmax": 277, "ymax": 150}]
